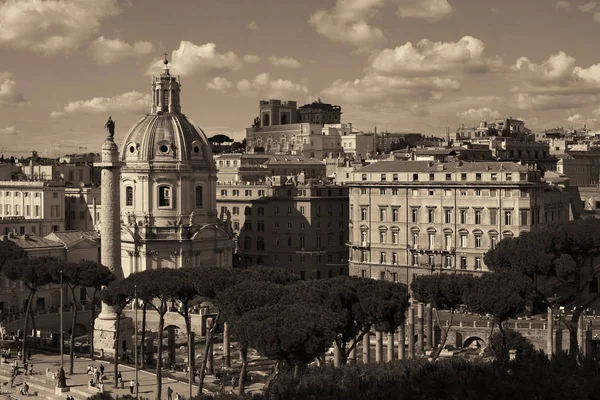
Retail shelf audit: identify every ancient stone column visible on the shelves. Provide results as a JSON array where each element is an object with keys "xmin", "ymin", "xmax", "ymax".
[
  {"xmin": 362, "ymin": 332, "xmax": 371, "ymax": 364},
  {"xmin": 146, "ymin": 334, "xmax": 154, "ymax": 365},
  {"xmin": 93, "ymin": 136, "xmax": 133, "ymax": 357},
  {"xmin": 349, "ymin": 345, "xmax": 356, "ymax": 363},
  {"xmin": 398, "ymin": 323, "xmax": 406, "ymax": 360},
  {"xmin": 223, "ymin": 322, "xmax": 231, "ymax": 368},
  {"xmin": 387, "ymin": 332, "xmax": 394, "ymax": 362},
  {"xmin": 547, "ymin": 307, "xmax": 554, "ymax": 358},
  {"xmin": 333, "ymin": 346, "xmax": 342, "ymax": 367},
  {"xmin": 206, "ymin": 343, "xmax": 214, "ymax": 375},
  {"xmin": 417, "ymin": 303, "xmax": 425, "ymax": 355},
  {"xmin": 167, "ymin": 326, "xmax": 176, "ymax": 368},
  {"xmin": 578, "ymin": 314, "xmax": 586, "ymax": 356},
  {"xmin": 426, "ymin": 303, "xmax": 434, "ymax": 349},
  {"xmin": 375, "ymin": 331, "xmax": 383, "ymax": 363},
  {"xmin": 408, "ymin": 307, "xmax": 415, "ymax": 359}
]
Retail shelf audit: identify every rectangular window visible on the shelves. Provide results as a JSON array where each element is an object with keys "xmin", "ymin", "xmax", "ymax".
[
  {"xmin": 445, "ymin": 209, "xmax": 451, "ymax": 224},
  {"xmin": 412, "ymin": 253, "xmax": 419, "ymax": 266},
  {"xmin": 444, "ymin": 255, "xmax": 452, "ymax": 268},
  {"xmin": 392, "ymin": 208, "xmax": 399, "ymax": 222},
  {"xmin": 362, "ymin": 174, "xmax": 367, "ymax": 181},
  {"xmin": 520, "ymin": 209, "xmax": 529, "ymax": 226},
  {"xmin": 428, "ymin": 233, "xmax": 435, "ymax": 249},
  {"xmin": 505, "ymin": 210, "xmax": 512, "ymax": 225},
  {"xmin": 392, "ymin": 188, "xmax": 399, "ymax": 196},
  {"xmin": 392, "ymin": 231, "xmax": 398, "ymax": 244},
  {"xmin": 520, "ymin": 189, "xmax": 528, "ymax": 198},
  {"xmin": 445, "ymin": 234, "xmax": 452, "ymax": 250},
  {"xmin": 490, "ymin": 189, "xmax": 497, "ymax": 197},
  {"xmin": 361, "ymin": 188, "xmax": 367, "ymax": 195},
  {"xmin": 411, "ymin": 208, "xmax": 418, "ymax": 223},
  {"xmin": 475, "ymin": 235, "xmax": 482, "ymax": 248},
  {"xmin": 380, "ymin": 208, "xmax": 386, "ymax": 221},
  {"xmin": 380, "ymin": 252, "xmax": 386, "ymax": 264},
  {"xmin": 392, "ymin": 252, "xmax": 398, "ymax": 265},
  {"xmin": 381, "ymin": 173, "xmax": 386, "ymax": 181},
  {"xmin": 428, "ymin": 209, "xmax": 435, "ymax": 223},
  {"xmin": 461, "ymin": 173, "xmax": 467, "ymax": 181},
  {"xmin": 300, "ymin": 206, "xmax": 305, "ymax": 215},
  {"xmin": 475, "ymin": 210, "xmax": 481, "ymax": 225},
  {"xmin": 429, "ymin": 173, "xmax": 435, "ymax": 181},
  {"xmin": 445, "ymin": 173, "xmax": 451, "ymax": 181},
  {"xmin": 126, "ymin": 186, "xmax": 133, "ymax": 206},
  {"xmin": 361, "ymin": 207, "xmax": 368, "ymax": 221},
  {"xmin": 460, "ymin": 210, "xmax": 467, "ymax": 224},
  {"xmin": 491, "ymin": 173, "xmax": 497, "ymax": 181},
  {"xmin": 35, "ymin": 205, "xmax": 39, "ymax": 217},
  {"xmin": 393, "ymin": 173, "xmax": 398, "ymax": 181},
  {"xmin": 412, "ymin": 173, "xmax": 419, "ymax": 182},
  {"xmin": 475, "ymin": 257, "xmax": 482, "ymax": 269},
  {"xmin": 379, "ymin": 231, "xmax": 386, "ymax": 244},
  {"xmin": 506, "ymin": 173, "xmax": 512, "ymax": 181},
  {"xmin": 475, "ymin": 173, "xmax": 482, "ymax": 181},
  {"xmin": 460, "ymin": 256, "xmax": 467, "ymax": 269},
  {"xmin": 489, "ymin": 209, "xmax": 497, "ymax": 225},
  {"xmin": 460, "ymin": 234, "xmax": 468, "ymax": 248}
]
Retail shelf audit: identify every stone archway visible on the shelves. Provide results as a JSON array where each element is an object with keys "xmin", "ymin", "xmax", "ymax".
[{"xmin": 463, "ymin": 336, "xmax": 486, "ymax": 350}]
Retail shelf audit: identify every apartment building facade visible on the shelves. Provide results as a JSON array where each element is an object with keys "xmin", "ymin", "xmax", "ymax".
[
  {"xmin": 216, "ymin": 177, "xmax": 349, "ymax": 279},
  {"xmin": 347, "ymin": 161, "xmax": 572, "ymax": 287}
]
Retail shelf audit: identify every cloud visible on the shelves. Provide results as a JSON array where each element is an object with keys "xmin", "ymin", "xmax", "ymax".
[
  {"xmin": 578, "ymin": 1, "xmax": 596, "ymax": 12},
  {"xmin": 268, "ymin": 56, "xmax": 302, "ymax": 68},
  {"xmin": 511, "ymin": 51, "xmax": 600, "ymax": 109},
  {"xmin": 51, "ymin": 91, "xmax": 150, "ymax": 117},
  {"xmin": 236, "ymin": 73, "xmax": 309, "ymax": 98},
  {"xmin": 555, "ymin": 1, "xmax": 571, "ymax": 8},
  {"xmin": 206, "ymin": 77, "xmax": 233, "ymax": 92},
  {"xmin": 309, "ymin": 0, "xmax": 386, "ymax": 51},
  {"xmin": 321, "ymin": 74, "xmax": 460, "ymax": 105},
  {"xmin": 567, "ymin": 113, "xmax": 584, "ymax": 122},
  {"xmin": 243, "ymin": 54, "xmax": 261, "ymax": 63},
  {"xmin": 410, "ymin": 104, "xmax": 430, "ymax": 117},
  {"xmin": 0, "ymin": 0, "xmax": 119, "ymax": 54},
  {"xmin": 147, "ymin": 41, "xmax": 243, "ymax": 76},
  {"xmin": 458, "ymin": 107, "xmax": 502, "ymax": 120},
  {"xmin": 0, "ymin": 72, "xmax": 28, "ymax": 107},
  {"xmin": 88, "ymin": 36, "xmax": 154, "ymax": 64},
  {"xmin": 490, "ymin": 7, "xmax": 499, "ymax": 14},
  {"xmin": 247, "ymin": 20, "xmax": 258, "ymax": 30},
  {"xmin": 369, "ymin": 36, "xmax": 501, "ymax": 76},
  {"xmin": 394, "ymin": 0, "xmax": 453, "ymax": 21},
  {"xmin": 0, "ymin": 126, "xmax": 18, "ymax": 135}
]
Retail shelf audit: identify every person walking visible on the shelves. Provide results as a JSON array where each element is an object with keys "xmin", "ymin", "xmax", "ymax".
[
  {"xmin": 99, "ymin": 363, "xmax": 104, "ymax": 376},
  {"xmin": 26, "ymin": 349, "xmax": 31, "ymax": 361},
  {"xmin": 129, "ymin": 379, "xmax": 135, "ymax": 394},
  {"xmin": 167, "ymin": 386, "xmax": 173, "ymax": 400}
]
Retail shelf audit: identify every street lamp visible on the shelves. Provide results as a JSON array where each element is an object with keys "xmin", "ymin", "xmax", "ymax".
[
  {"xmin": 134, "ymin": 284, "xmax": 138, "ymax": 400},
  {"xmin": 60, "ymin": 269, "xmax": 63, "ymax": 371}
]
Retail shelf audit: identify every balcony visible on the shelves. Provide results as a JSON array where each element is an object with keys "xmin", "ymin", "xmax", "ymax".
[
  {"xmin": 348, "ymin": 241, "xmax": 370, "ymax": 249},
  {"xmin": 408, "ymin": 244, "xmax": 455, "ymax": 254}
]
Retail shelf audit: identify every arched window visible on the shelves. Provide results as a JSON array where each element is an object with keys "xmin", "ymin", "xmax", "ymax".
[
  {"xmin": 125, "ymin": 186, "xmax": 133, "ymax": 207},
  {"xmin": 195, "ymin": 186, "xmax": 203, "ymax": 208},
  {"xmin": 158, "ymin": 185, "xmax": 171, "ymax": 207},
  {"xmin": 162, "ymin": 90, "xmax": 169, "ymax": 112}
]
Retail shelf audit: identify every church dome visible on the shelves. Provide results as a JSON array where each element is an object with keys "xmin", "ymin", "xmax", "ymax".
[{"xmin": 119, "ymin": 55, "xmax": 214, "ymax": 168}]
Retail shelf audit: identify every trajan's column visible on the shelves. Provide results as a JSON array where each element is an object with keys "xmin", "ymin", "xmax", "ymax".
[{"xmin": 93, "ymin": 122, "xmax": 133, "ymax": 357}]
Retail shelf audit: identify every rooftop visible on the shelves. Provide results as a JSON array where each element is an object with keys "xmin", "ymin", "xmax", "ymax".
[
  {"xmin": 1, "ymin": 233, "xmax": 64, "ymax": 249},
  {"xmin": 357, "ymin": 161, "xmax": 533, "ymax": 173},
  {"xmin": 46, "ymin": 230, "xmax": 100, "ymax": 247}
]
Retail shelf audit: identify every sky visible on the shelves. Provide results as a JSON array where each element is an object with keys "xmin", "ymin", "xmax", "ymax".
[{"xmin": 2, "ymin": 0, "xmax": 600, "ymax": 156}]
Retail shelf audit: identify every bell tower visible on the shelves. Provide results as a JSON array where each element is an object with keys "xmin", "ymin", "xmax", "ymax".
[{"xmin": 151, "ymin": 53, "xmax": 182, "ymax": 115}]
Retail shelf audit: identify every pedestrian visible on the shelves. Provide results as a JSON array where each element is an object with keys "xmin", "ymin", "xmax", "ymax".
[
  {"xmin": 29, "ymin": 363, "xmax": 33, "ymax": 375},
  {"xmin": 87, "ymin": 364, "xmax": 92, "ymax": 375},
  {"xmin": 129, "ymin": 379, "xmax": 135, "ymax": 394},
  {"xmin": 167, "ymin": 386, "xmax": 173, "ymax": 400},
  {"xmin": 99, "ymin": 363, "xmax": 104, "ymax": 376},
  {"xmin": 27, "ymin": 349, "xmax": 31, "ymax": 361}
]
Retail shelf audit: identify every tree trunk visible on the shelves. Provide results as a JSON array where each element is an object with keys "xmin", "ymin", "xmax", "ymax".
[
  {"xmin": 488, "ymin": 320, "xmax": 495, "ymax": 356},
  {"xmin": 498, "ymin": 320, "xmax": 506, "ymax": 363},
  {"xmin": 114, "ymin": 313, "xmax": 121, "ymax": 389},
  {"xmin": 28, "ymin": 306, "xmax": 37, "ymax": 339},
  {"xmin": 431, "ymin": 309, "xmax": 454, "ymax": 361},
  {"xmin": 197, "ymin": 311, "xmax": 220, "ymax": 397},
  {"xmin": 343, "ymin": 329, "xmax": 370, "ymax": 364},
  {"xmin": 89, "ymin": 289, "xmax": 98, "ymax": 360},
  {"xmin": 69, "ymin": 286, "xmax": 78, "ymax": 375},
  {"xmin": 140, "ymin": 302, "xmax": 147, "ymax": 369},
  {"xmin": 238, "ymin": 346, "xmax": 248, "ymax": 395},
  {"xmin": 156, "ymin": 310, "xmax": 165, "ymax": 400},
  {"xmin": 263, "ymin": 360, "xmax": 281, "ymax": 396},
  {"xmin": 567, "ymin": 318, "xmax": 579, "ymax": 356},
  {"xmin": 21, "ymin": 290, "xmax": 34, "ymax": 363}
]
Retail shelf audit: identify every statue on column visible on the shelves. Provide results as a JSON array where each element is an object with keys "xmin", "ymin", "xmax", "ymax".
[{"xmin": 104, "ymin": 116, "xmax": 116, "ymax": 139}]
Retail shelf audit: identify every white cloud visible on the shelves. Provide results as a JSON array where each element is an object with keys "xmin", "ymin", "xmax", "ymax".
[
  {"xmin": 369, "ymin": 36, "xmax": 501, "ymax": 76},
  {"xmin": 88, "ymin": 36, "xmax": 154, "ymax": 64},
  {"xmin": 247, "ymin": 20, "xmax": 258, "ymax": 30},
  {"xmin": 243, "ymin": 54, "xmax": 261, "ymax": 63},
  {"xmin": 0, "ymin": 126, "xmax": 18, "ymax": 135},
  {"xmin": 51, "ymin": 91, "xmax": 150, "ymax": 116},
  {"xmin": 206, "ymin": 77, "xmax": 233, "ymax": 92},
  {"xmin": 578, "ymin": 1, "xmax": 596, "ymax": 12},
  {"xmin": 321, "ymin": 74, "xmax": 460, "ymax": 105},
  {"xmin": 236, "ymin": 73, "xmax": 309, "ymax": 98},
  {"xmin": 0, "ymin": 0, "xmax": 119, "ymax": 54},
  {"xmin": 458, "ymin": 107, "xmax": 502, "ymax": 120},
  {"xmin": 0, "ymin": 72, "xmax": 28, "ymax": 107},
  {"xmin": 511, "ymin": 51, "xmax": 600, "ymax": 109},
  {"xmin": 268, "ymin": 56, "xmax": 302, "ymax": 68},
  {"xmin": 309, "ymin": 0, "xmax": 386, "ymax": 51},
  {"xmin": 490, "ymin": 7, "xmax": 499, "ymax": 14},
  {"xmin": 394, "ymin": 0, "xmax": 453, "ymax": 21},
  {"xmin": 147, "ymin": 42, "xmax": 243, "ymax": 76},
  {"xmin": 410, "ymin": 104, "xmax": 430, "ymax": 117},
  {"xmin": 567, "ymin": 113, "xmax": 584, "ymax": 122},
  {"xmin": 555, "ymin": 1, "xmax": 571, "ymax": 8}
]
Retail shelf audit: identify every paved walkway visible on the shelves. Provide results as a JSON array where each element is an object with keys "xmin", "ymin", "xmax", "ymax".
[{"xmin": 0, "ymin": 349, "xmax": 262, "ymax": 399}]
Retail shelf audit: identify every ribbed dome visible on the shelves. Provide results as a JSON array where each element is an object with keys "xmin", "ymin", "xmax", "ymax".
[{"xmin": 120, "ymin": 113, "xmax": 213, "ymax": 166}]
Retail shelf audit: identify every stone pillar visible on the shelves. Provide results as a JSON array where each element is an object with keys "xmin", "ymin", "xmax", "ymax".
[
  {"xmin": 547, "ymin": 307, "xmax": 554, "ymax": 357},
  {"xmin": 223, "ymin": 322, "xmax": 231, "ymax": 368},
  {"xmin": 93, "ymin": 137, "xmax": 133, "ymax": 358},
  {"xmin": 189, "ymin": 332, "xmax": 195, "ymax": 383},
  {"xmin": 362, "ymin": 332, "xmax": 371, "ymax": 364},
  {"xmin": 167, "ymin": 326, "xmax": 176, "ymax": 368},
  {"xmin": 375, "ymin": 331, "xmax": 383, "ymax": 363},
  {"xmin": 387, "ymin": 332, "xmax": 394, "ymax": 362},
  {"xmin": 333, "ymin": 346, "xmax": 341, "ymax": 367},
  {"xmin": 417, "ymin": 303, "xmax": 425, "ymax": 355},
  {"xmin": 408, "ymin": 307, "xmax": 415, "ymax": 359},
  {"xmin": 578, "ymin": 315, "xmax": 584, "ymax": 354},
  {"xmin": 398, "ymin": 323, "xmax": 405, "ymax": 360},
  {"xmin": 426, "ymin": 303, "xmax": 433, "ymax": 349},
  {"xmin": 206, "ymin": 343, "xmax": 214, "ymax": 375},
  {"xmin": 349, "ymin": 345, "xmax": 356, "ymax": 363}
]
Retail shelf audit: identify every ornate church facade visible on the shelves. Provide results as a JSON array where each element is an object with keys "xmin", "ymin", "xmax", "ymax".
[{"xmin": 117, "ymin": 57, "xmax": 233, "ymax": 276}]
